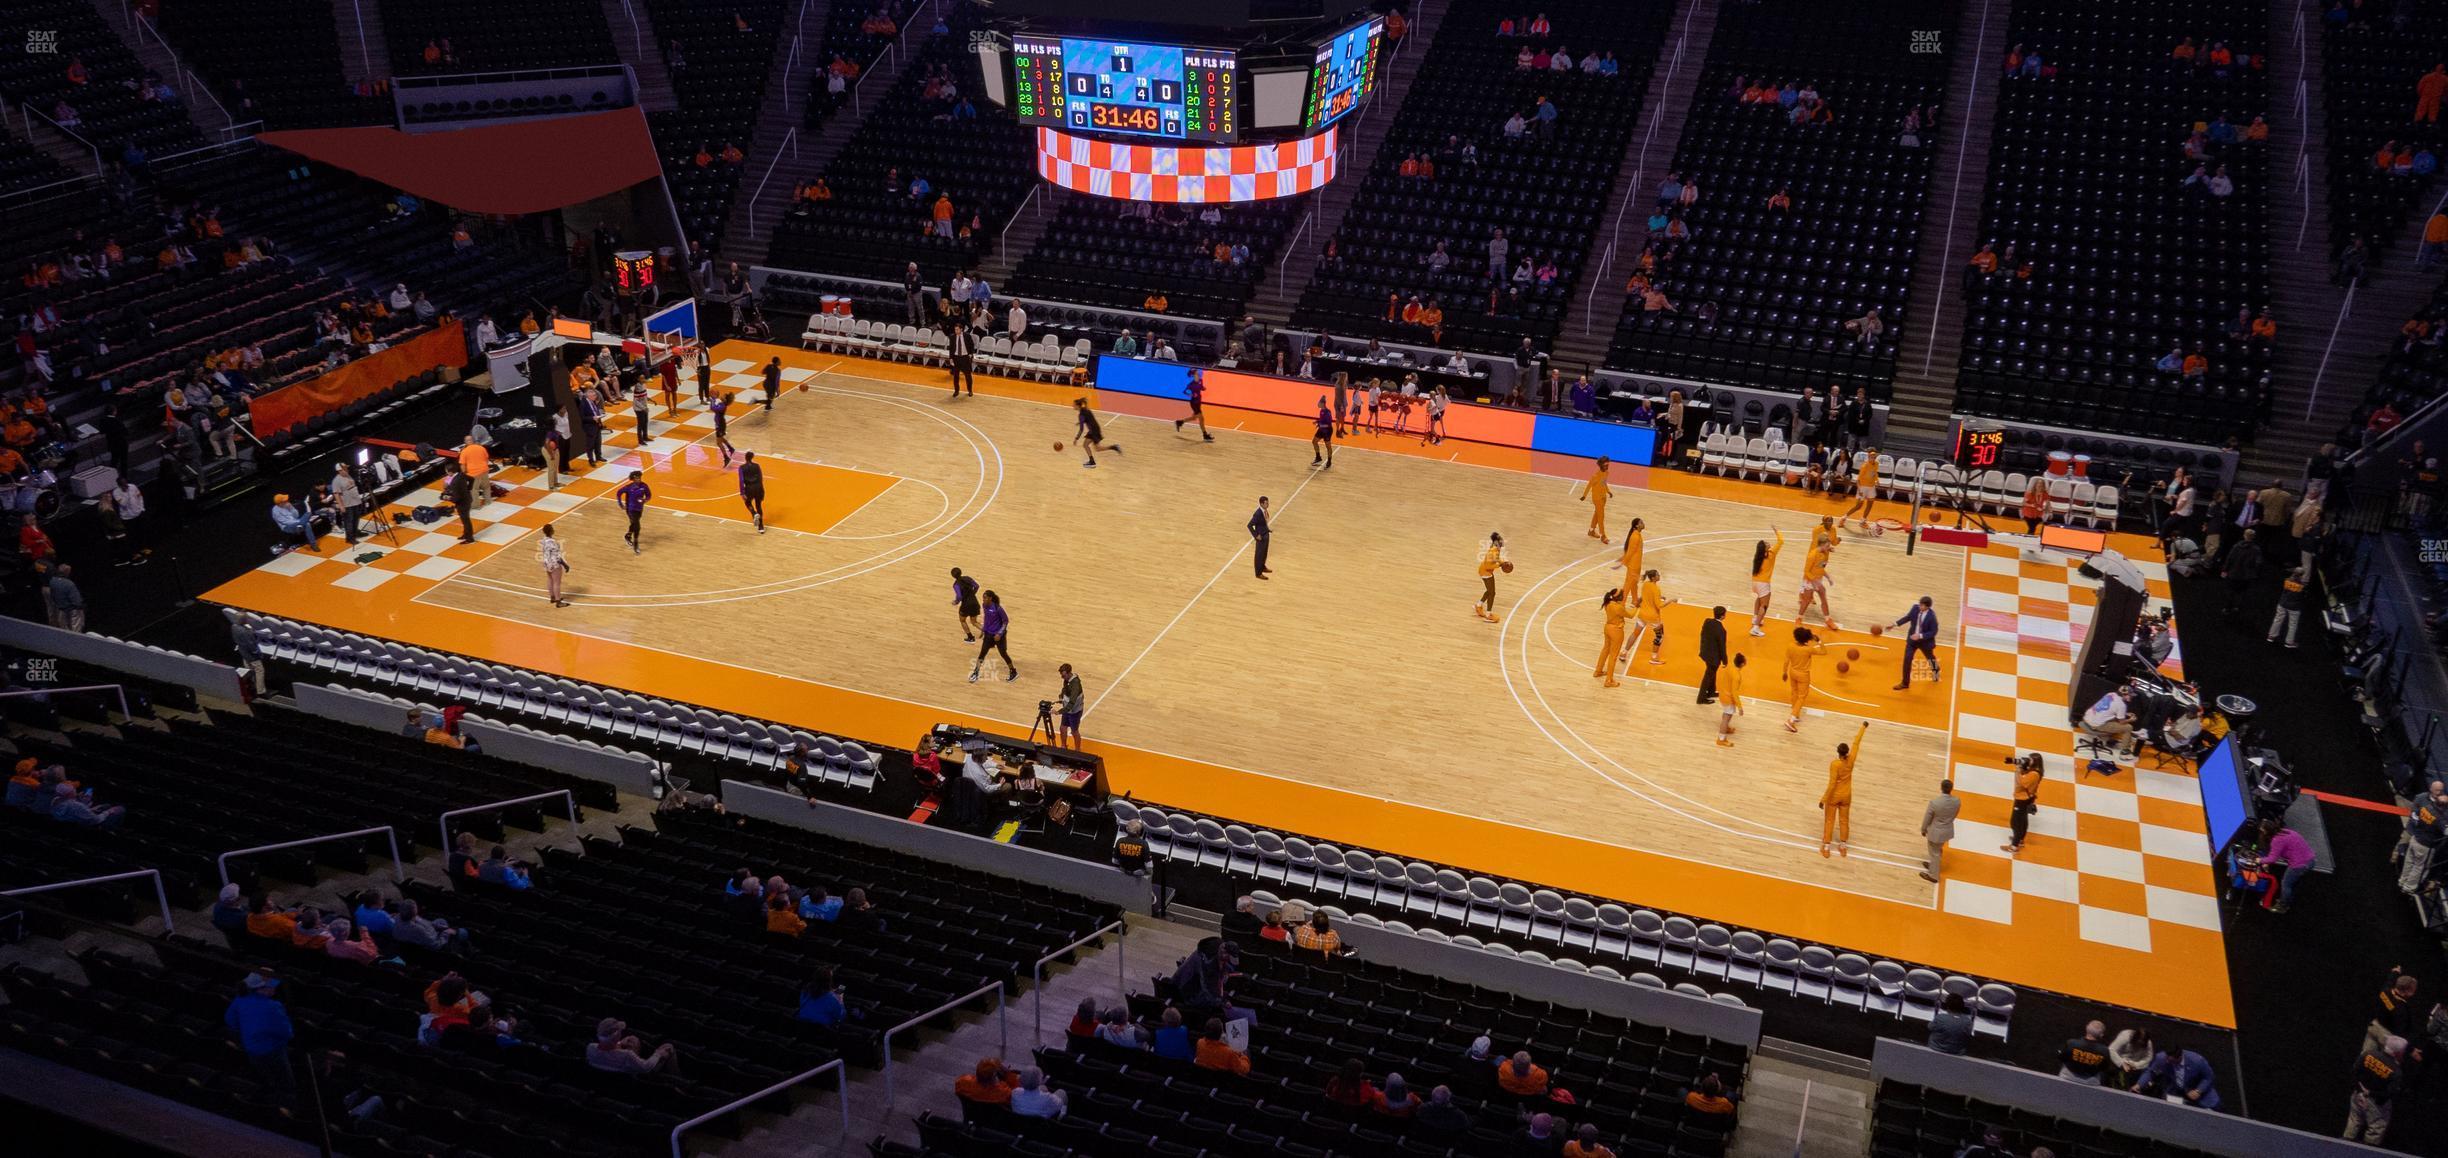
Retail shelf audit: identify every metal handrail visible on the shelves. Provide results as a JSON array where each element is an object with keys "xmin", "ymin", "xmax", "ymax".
[
  {"xmin": 2, "ymin": 870, "xmax": 173, "ymax": 933},
  {"xmin": 783, "ymin": 34, "xmax": 800, "ymax": 109},
  {"xmin": 0, "ymin": 683, "xmax": 130, "ymax": 719},
  {"xmin": 1921, "ymin": 0, "xmax": 1993, "ymax": 377},
  {"xmin": 668, "ymin": 1058, "xmax": 846, "ymax": 1158},
  {"xmin": 852, "ymin": 43, "xmax": 895, "ymax": 117},
  {"xmin": 1276, "ymin": 206, "xmax": 1315, "ymax": 296},
  {"xmin": 1611, "ymin": 0, "xmax": 1699, "ymax": 258},
  {"xmin": 218, "ymin": 826, "xmax": 405, "ymax": 886},
  {"xmin": 2305, "ymin": 280, "xmax": 2357, "ymax": 421},
  {"xmin": 439, "ymin": 790, "xmax": 577, "ymax": 856},
  {"xmin": 349, "ymin": 0, "xmax": 372, "ymax": 84},
  {"xmin": 149, "ymin": 135, "xmax": 257, "ymax": 172},
  {"xmin": 1001, "ymin": 181, "xmax": 1044, "ymax": 265},
  {"xmin": 881, "ymin": 982, "xmax": 1007, "ymax": 1105},
  {"xmin": 1030, "ymin": 919, "xmax": 1124, "ymax": 1045},
  {"xmin": 622, "ymin": 0, "xmax": 646, "ymax": 61},
  {"xmin": 0, "ymin": 173, "xmax": 97, "ymax": 210},
  {"xmin": 23, "ymin": 105, "xmax": 102, "ymax": 177},
  {"xmin": 745, "ymin": 127, "xmax": 799, "ymax": 238},
  {"xmin": 1582, "ymin": 239, "xmax": 1617, "ymax": 336}
]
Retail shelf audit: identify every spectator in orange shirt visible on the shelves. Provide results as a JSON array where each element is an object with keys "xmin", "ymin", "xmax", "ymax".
[
  {"xmin": 932, "ymin": 194, "xmax": 954, "ymax": 238},
  {"xmin": 2376, "ymin": 141, "xmax": 2401, "ymax": 172},
  {"xmin": 1401, "ymin": 296, "xmax": 1424, "ymax": 325},
  {"xmin": 2180, "ymin": 345, "xmax": 2208, "ymax": 378},
  {"xmin": 1419, "ymin": 300, "xmax": 1446, "ymax": 343},
  {"xmin": 1684, "ymin": 1073, "xmax": 1739, "ymax": 1122},
  {"xmin": 693, "ymin": 145, "xmax": 712, "ymax": 168},
  {"xmin": 953, "ymin": 1057, "xmax": 1016, "ymax": 1106},
  {"xmin": 1144, "ymin": 291, "xmax": 1170, "ymax": 313},
  {"xmin": 2424, "ymin": 212, "xmax": 2448, "ymax": 267},
  {"xmin": 245, "ymin": 897, "xmax": 299, "ymax": 941},
  {"xmin": 2171, "ymin": 38, "xmax": 2196, "ymax": 65},
  {"xmin": 1193, "ymin": 1018, "xmax": 1252, "ymax": 1075},
  {"xmin": 720, "ymin": 142, "xmax": 744, "ymax": 165},
  {"xmin": 764, "ymin": 893, "xmax": 806, "ymax": 936},
  {"xmin": 1562, "ymin": 1123, "xmax": 1618, "ymax": 1158},
  {"xmin": 18, "ymin": 516, "xmax": 53, "ymax": 562},
  {"xmin": 2250, "ymin": 310, "xmax": 2277, "ymax": 341},
  {"xmin": 65, "ymin": 57, "xmax": 88, "ymax": 86},
  {"xmin": 1765, "ymin": 187, "xmax": 1791, "ymax": 213},
  {"xmin": 1495, "ymin": 1051, "xmax": 1550, "ymax": 1099},
  {"xmin": 2420, "ymin": 63, "xmax": 2448, "ymax": 124}
]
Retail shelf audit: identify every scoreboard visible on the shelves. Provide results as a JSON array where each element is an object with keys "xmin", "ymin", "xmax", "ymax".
[
  {"xmin": 1011, "ymin": 34, "xmax": 1238, "ymax": 142},
  {"xmin": 1302, "ymin": 16, "xmax": 1383, "ymax": 130}
]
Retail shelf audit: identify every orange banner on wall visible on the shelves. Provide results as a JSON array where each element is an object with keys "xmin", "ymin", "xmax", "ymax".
[{"xmin": 250, "ymin": 320, "xmax": 465, "ymax": 437}]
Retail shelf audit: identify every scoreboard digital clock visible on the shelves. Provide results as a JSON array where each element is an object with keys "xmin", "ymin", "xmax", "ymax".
[
  {"xmin": 1010, "ymin": 34, "xmax": 1238, "ymax": 142},
  {"xmin": 1952, "ymin": 421, "xmax": 2007, "ymax": 470},
  {"xmin": 1303, "ymin": 16, "xmax": 1384, "ymax": 130}
]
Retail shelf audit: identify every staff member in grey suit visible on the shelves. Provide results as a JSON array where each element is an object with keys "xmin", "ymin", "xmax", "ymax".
[{"xmin": 1919, "ymin": 779, "xmax": 1960, "ymax": 884}]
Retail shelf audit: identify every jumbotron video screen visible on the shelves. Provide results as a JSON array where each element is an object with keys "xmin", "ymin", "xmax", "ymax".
[{"xmin": 1011, "ymin": 34, "xmax": 1239, "ymax": 142}]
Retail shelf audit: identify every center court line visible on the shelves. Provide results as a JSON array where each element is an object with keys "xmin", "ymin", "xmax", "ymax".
[{"xmin": 1084, "ymin": 466, "xmax": 1326, "ymax": 717}]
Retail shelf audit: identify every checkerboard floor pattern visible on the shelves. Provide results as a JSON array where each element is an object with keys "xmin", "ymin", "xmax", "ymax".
[
  {"xmin": 1936, "ymin": 545, "xmax": 2220, "ymax": 955},
  {"xmin": 243, "ymin": 360, "xmax": 790, "ymax": 591}
]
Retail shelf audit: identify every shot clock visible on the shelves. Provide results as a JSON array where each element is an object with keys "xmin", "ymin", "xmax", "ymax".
[{"xmin": 1952, "ymin": 421, "xmax": 2007, "ymax": 470}]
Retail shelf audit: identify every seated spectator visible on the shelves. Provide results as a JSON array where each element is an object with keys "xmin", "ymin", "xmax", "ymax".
[
  {"xmin": 1011, "ymin": 1066, "xmax": 1067, "ymax": 1119},
  {"xmin": 587, "ymin": 1019, "xmax": 679, "ymax": 1073},
  {"xmin": 1294, "ymin": 911, "xmax": 1349, "ymax": 957},
  {"xmin": 1095, "ymin": 1008, "xmax": 1145, "ymax": 1051},
  {"xmin": 1497, "ymin": 1051, "xmax": 1551, "ymax": 1100},
  {"xmin": 1843, "ymin": 307, "xmax": 1884, "ymax": 347},
  {"xmin": 1194, "ymin": 1018, "xmax": 1251, "ymax": 1075},
  {"xmin": 766, "ymin": 893, "xmax": 807, "ymax": 937},
  {"xmin": 348, "ymin": 892, "xmax": 396, "ymax": 942},
  {"xmin": 1373, "ymin": 1072, "xmax": 1420, "ymax": 1119},
  {"xmin": 1516, "ymin": 1111, "xmax": 1564, "ymax": 1156},
  {"xmin": 391, "ymin": 899, "xmax": 464, "ymax": 952},
  {"xmin": 291, "ymin": 907, "xmax": 332, "ymax": 950},
  {"xmin": 797, "ymin": 966, "xmax": 850, "ymax": 1026},
  {"xmin": 954, "ymin": 1056, "xmax": 1017, "ymax": 1107},
  {"xmin": 269, "ymin": 494, "xmax": 319, "ymax": 554},
  {"xmin": 1259, "ymin": 908, "xmax": 1290, "ymax": 943},
  {"xmin": 49, "ymin": 781, "xmax": 124, "ymax": 828},
  {"xmin": 1684, "ymin": 1072, "xmax": 1739, "ymax": 1123},
  {"xmin": 324, "ymin": 918, "xmax": 380, "ymax": 965},
  {"xmin": 1928, "ymin": 992, "xmax": 1975, "ymax": 1054},
  {"xmin": 1416, "ymin": 1084, "xmax": 1473, "ymax": 1133},
  {"xmin": 438, "ymin": 1002, "xmax": 522, "ymax": 1053},
  {"xmin": 1563, "ymin": 1123, "xmax": 1616, "ymax": 1158},
  {"xmin": 1324, "ymin": 1058, "xmax": 1378, "ymax": 1111},
  {"xmin": 1152, "ymin": 1007, "xmax": 1194, "ymax": 1060},
  {"xmin": 245, "ymin": 896, "xmax": 299, "ymax": 941},
  {"xmin": 1223, "ymin": 896, "xmax": 1264, "ymax": 939},
  {"xmin": 476, "ymin": 846, "xmax": 532, "ymax": 890},
  {"xmin": 798, "ymin": 886, "xmax": 843, "ymax": 922},
  {"xmin": 210, "ymin": 884, "xmax": 250, "ymax": 934},
  {"xmin": 1066, "ymin": 998, "xmax": 1100, "ymax": 1042}
]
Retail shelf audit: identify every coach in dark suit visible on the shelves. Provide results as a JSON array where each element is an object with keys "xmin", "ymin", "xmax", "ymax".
[
  {"xmin": 1893, "ymin": 596, "xmax": 1942, "ymax": 690},
  {"xmin": 1248, "ymin": 497, "xmax": 1273, "ymax": 580},
  {"xmin": 946, "ymin": 319, "xmax": 976, "ymax": 398},
  {"xmin": 1696, "ymin": 605, "xmax": 1729, "ymax": 703}
]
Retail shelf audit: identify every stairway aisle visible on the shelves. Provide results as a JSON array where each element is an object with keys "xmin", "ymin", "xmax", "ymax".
[
  {"xmin": 602, "ymin": 0, "xmax": 678, "ymax": 112},
  {"xmin": 1549, "ymin": 0, "xmax": 1718, "ymax": 377},
  {"xmin": 2245, "ymin": 0, "xmax": 2440, "ymax": 481},
  {"xmin": 1885, "ymin": 0, "xmax": 2002, "ymax": 447},
  {"xmin": 82, "ymin": 0, "xmax": 232, "ymax": 136},
  {"xmin": 341, "ymin": 0, "xmax": 393, "ymax": 87},
  {"xmin": 720, "ymin": 6, "xmax": 955, "ymax": 271},
  {"xmin": 1238, "ymin": 0, "xmax": 1454, "ymax": 326}
]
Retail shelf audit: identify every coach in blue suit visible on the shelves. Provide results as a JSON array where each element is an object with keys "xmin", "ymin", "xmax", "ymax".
[{"xmin": 1893, "ymin": 596, "xmax": 1941, "ymax": 690}]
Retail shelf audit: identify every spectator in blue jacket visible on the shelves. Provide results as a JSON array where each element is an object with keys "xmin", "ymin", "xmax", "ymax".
[
  {"xmin": 224, "ymin": 971, "xmax": 296, "ymax": 1102},
  {"xmin": 2135, "ymin": 1045, "xmax": 2221, "ymax": 1110},
  {"xmin": 476, "ymin": 845, "xmax": 532, "ymax": 890},
  {"xmin": 1151, "ymin": 1007, "xmax": 1195, "ymax": 1060},
  {"xmin": 798, "ymin": 885, "xmax": 844, "ymax": 922},
  {"xmin": 797, "ymin": 966, "xmax": 852, "ymax": 1027}
]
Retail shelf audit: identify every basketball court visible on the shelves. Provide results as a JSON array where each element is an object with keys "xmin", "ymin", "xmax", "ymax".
[{"xmin": 205, "ymin": 339, "xmax": 2234, "ymax": 1027}]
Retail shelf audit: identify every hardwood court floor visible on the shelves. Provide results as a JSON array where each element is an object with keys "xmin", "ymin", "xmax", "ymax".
[{"xmin": 207, "ymin": 341, "xmax": 2232, "ymax": 1026}]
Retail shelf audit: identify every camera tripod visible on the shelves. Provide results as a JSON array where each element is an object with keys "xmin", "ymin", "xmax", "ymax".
[{"xmin": 1027, "ymin": 699, "xmax": 1056, "ymax": 744}]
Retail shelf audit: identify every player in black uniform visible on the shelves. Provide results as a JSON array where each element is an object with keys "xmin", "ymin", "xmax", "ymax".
[
  {"xmin": 1173, "ymin": 368, "xmax": 1213, "ymax": 441},
  {"xmin": 950, "ymin": 566, "xmax": 982, "ymax": 641},
  {"xmin": 1311, "ymin": 397, "xmax": 1335, "ymax": 469},
  {"xmin": 737, "ymin": 451, "xmax": 766, "ymax": 533},
  {"xmin": 1073, "ymin": 398, "xmax": 1120, "ymax": 468}
]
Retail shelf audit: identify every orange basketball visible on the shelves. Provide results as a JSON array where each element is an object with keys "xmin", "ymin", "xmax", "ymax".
[
  {"xmin": 1869, "ymin": 623, "xmax": 1885, "ymax": 637},
  {"xmin": 1836, "ymin": 660, "xmax": 1851, "ymax": 674},
  {"xmin": 1053, "ymin": 441, "xmax": 1065, "ymax": 451},
  {"xmin": 1846, "ymin": 648, "xmax": 1861, "ymax": 661},
  {"xmin": 1501, "ymin": 561, "xmax": 1515, "ymax": 573}
]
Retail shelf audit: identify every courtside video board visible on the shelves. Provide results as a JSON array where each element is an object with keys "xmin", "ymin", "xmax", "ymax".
[
  {"xmin": 1012, "ymin": 34, "xmax": 1239, "ymax": 142},
  {"xmin": 1302, "ymin": 16, "xmax": 1383, "ymax": 129}
]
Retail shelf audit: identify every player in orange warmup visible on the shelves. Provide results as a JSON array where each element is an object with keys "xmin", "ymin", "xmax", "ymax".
[
  {"xmin": 1629, "ymin": 568, "xmax": 1676, "ymax": 668},
  {"xmin": 1810, "ymin": 514, "xmax": 1842, "ymax": 556},
  {"xmin": 1594, "ymin": 587, "xmax": 1628, "ymax": 686},
  {"xmin": 1840, "ymin": 449, "xmax": 1882, "ymax": 532},
  {"xmin": 1797, "ymin": 536, "xmax": 1838, "ymax": 630},
  {"xmin": 1582, "ymin": 457, "xmax": 1612, "ymax": 542},
  {"xmin": 1615, "ymin": 517, "xmax": 1645, "ymax": 576},
  {"xmin": 1473, "ymin": 533, "xmax": 1509, "ymax": 622},
  {"xmin": 1783, "ymin": 624, "xmax": 1826, "ymax": 732},
  {"xmin": 1818, "ymin": 721, "xmax": 1868, "ymax": 856},
  {"xmin": 1748, "ymin": 527, "xmax": 1783, "ymax": 637},
  {"xmin": 1715, "ymin": 653, "xmax": 1747, "ymax": 746}
]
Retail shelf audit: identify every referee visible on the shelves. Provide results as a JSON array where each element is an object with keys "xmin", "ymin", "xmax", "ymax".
[{"xmin": 737, "ymin": 451, "xmax": 766, "ymax": 533}]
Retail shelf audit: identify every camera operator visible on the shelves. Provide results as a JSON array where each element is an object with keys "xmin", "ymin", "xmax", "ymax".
[
  {"xmin": 2001, "ymin": 752, "xmax": 2045, "ymax": 856},
  {"xmin": 1054, "ymin": 664, "xmax": 1085, "ymax": 750}
]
